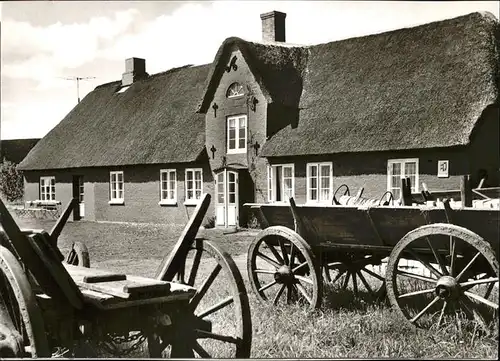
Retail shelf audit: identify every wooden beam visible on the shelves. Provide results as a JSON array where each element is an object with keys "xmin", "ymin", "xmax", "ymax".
[
  {"xmin": 49, "ymin": 198, "xmax": 78, "ymax": 244},
  {"xmin": 288, "ymin": 197, "xmax": 306, "ymax": 238},
  {"xmin": 250, "ymin": 206, "xmax": 270, "ymax": 229},
  {"xmin": 155, "ymin": 193, "xmax": 211, "ymax": 281},
  {"xmin": 460, "ymin": 175, "xmax": 472, "ymax": 208}
]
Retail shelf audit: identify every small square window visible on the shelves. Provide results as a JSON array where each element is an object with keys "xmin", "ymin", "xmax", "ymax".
[
  {"xmin": 109, "ymin": 171, "xmax": 124, "ymax": 204},
  {"xmin": 40, "ymin": 176, "xmax": 56, "ymax": 201}
]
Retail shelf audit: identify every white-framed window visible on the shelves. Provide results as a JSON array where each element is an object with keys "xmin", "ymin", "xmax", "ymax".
[
  {"xmin": 387, "ymin": 158, "xmax": 419, "ymax": 200},
  {"xmin": 227, "ymin": 115, "xmax": 247, "ymax": 154},
  {"xmin": 159, "ymin": 169, "xmax": 177, "ymax": 205},
  {"xmin": 226, "ymin": 82, "xmax": 244, "ymax": 98},
  {"xmin": 40, "ymin": 176, "xmax": 55, "ymax": 201},
  {"xmin": 307, "ymin": 162, "xmax": 333, "ymax": 203},
  {"xmin": 185, "ymin": 168, "xmax": 203, "ymax": 204},
  {"xmin": 267, "ymin": 164, "xmax": 294, "ymax": 203},
  {"xmin": 109, "ymin": 171, "xmax": 124, "ymax": 204}
]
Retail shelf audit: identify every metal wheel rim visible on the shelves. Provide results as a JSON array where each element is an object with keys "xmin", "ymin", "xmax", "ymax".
[
  {"xmin": 149, "ymin": 240, "xmax": 251, "ymax": 358},
  {"xmin": 247, "ymin": 226, "xmax": 322, "ymax": 310},
  {"xmin": 0, "ymin": 246, "xmax": 50, "ymax": 357},
  {"xmin": 323, "ymin": 254, "xmax": 386, "ymax": 302},
  {"xmin": 386, "ymin": 223, "xmax": 499, "ymax": 331}
]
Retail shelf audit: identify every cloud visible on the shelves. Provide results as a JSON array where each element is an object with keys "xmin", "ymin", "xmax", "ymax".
[
  {"xmin": 2, "ymin": 8, "xmax": 139, "ymax": 82},
  {"xmin": 2, "ymin": 1, "xmax": 499, "ymax": 140},
  {"xmin": 1, "ymin": 99, "xmax": 73, "ymax": 139}
]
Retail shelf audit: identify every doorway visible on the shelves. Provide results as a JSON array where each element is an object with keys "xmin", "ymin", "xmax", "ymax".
[
  {"xmin": 215, "ymin": 170, "xmax": 238, "ymax": 227},
  {"xmin": 72, "ymin": 175, "xmax": 84, "ymax": 220}
]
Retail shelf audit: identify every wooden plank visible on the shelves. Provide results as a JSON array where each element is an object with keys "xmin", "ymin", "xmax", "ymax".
[
  {"xmin": 28, "ymin": 233, "xmax": 85, "ymax": 309},
  {"xmin": 84, "ymin": 274, "xmax": 126, "ymax": 283},
  {"xmin": 76, "ymin": 278, "xmax": 172, "ymax": 299},
  {"xmin": 37, "ymin": 231, "xmax": 65, "ymax": 262},
  {"xmin": 460, "ymin": 175, "xmax": 472, "ymax": 208},
  {"xmin": 0, "ymin": 198, "xmax": 84, "ymax": 309},
  {"xmin": 65, "ymin": 264, "xmax": 126, "ymax": 282},
  {"xmin": 79, "ymin": 283, "xmax": 196, "ymax": 310},
  {"xmin": 49, "ymin": 198, "xmax": 78, "ymax": 242},
  {"xmin": 66, "ymin": 264, "xmax": 172, "ymax": 298},
  {"xmin": 155, "ymin": 193, "xmax": 211, "ymax": 281},
  {"xmin": 250, "ymin": 205, "xmax": 270, "ymax": 229}
]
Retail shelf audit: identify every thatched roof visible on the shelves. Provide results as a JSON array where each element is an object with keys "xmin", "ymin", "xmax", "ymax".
[
  {"xmin": 1, "ymin": 138, "xmax": 40, "ymax": 164},
  {"xmin": 261, "ymin": 11, "xmax": 500, "ymax": 157},
  {"xmin": 18, "ymin": 64, "xmax": 210, "ymax": 170},
  {"xmin": 18, "ymin": 11, "xmax": 499, "ymax": 171},
  {"xmin": 198, "ymin": 37, "xmax": 308, "ymax": 112}
]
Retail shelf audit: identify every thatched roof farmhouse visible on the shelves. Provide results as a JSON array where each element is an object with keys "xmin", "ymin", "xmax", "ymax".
[{"xmin": 18, "ymin": 11, "xmax": 499, "ymax": 226}]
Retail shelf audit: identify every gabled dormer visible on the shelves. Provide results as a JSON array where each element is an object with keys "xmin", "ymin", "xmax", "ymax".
[{"xmin": 198, "ymin": 11, "xmax": 308, "ymax": 171}]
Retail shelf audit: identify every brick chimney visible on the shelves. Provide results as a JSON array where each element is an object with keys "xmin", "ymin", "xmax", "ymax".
[
  {"xmin": 122, "ymin": 57, "xmax": 146, "ymax": 86},
  {"xmin": 260, "ymin": 11, "xmax": 286, "ymax": 43}
]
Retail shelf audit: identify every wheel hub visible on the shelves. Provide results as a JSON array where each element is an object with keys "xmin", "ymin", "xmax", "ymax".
[
  {"xmin": 435, "ymin": 275, "xmax": 460, "ymax": 300},
  {"xmin": 274, "ymin": 265, "xmax": 294, "ymax": 284}
]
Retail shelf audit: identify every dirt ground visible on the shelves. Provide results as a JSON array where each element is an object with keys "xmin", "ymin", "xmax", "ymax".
[{"xmin": 10, "ymin": 213, "xmax": 258, "ymax": 278}]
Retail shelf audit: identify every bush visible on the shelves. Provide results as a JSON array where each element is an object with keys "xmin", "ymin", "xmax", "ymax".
[{"xmin": 0, "ymin": 159, "xmax": 24, "ymax": 202}]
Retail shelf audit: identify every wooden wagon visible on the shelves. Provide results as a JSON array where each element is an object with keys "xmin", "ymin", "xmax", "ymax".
[
  {"xmin": 245, "ymin": 184, "xmax": 499, "ymax": 331},
  {"xmin": 0, "ymin": 194, "xmax": 252, "ymax": 358}
]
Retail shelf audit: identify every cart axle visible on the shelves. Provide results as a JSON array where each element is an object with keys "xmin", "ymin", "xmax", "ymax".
[
  {"xmin": 435, "ymin": 276, "xmax": 460, "ymax": 300},
  {"xmin": 274, "ymin": 265, "xmax": 294, "ymax": 284}
]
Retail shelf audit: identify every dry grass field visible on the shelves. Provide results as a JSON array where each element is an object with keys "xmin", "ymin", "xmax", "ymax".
[{"xmin": 10, "ymin": 215, "xmax": 500, "ymax": 359}]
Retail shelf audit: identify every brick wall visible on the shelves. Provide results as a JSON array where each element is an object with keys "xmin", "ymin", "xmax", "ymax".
[
  {"xmin": 205, "ymin": 48, "xmax": 268, "ymax": 173},
  {"xmin": 23, "ymin": 162, "xmax": 214, "ymax": 225},
  {"xmin": 204, "ymin": 47, "xmax": 271, "ymax": 222},
  {"xmin": 267, "ymin": 146, "xmax": 470, "ymax": 204}
]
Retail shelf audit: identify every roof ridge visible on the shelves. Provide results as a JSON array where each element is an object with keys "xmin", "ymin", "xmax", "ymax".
[{"xmin": 303, "ymin": 11, "xmax": 498, "ymax": 49}]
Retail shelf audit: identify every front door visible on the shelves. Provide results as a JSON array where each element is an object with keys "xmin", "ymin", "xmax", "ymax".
[
  {"xmin": 215, "ymin": 170, "xmax": 239, "ymax": 227},
  {"xmin": 72, "ymin": 175, "xmax": 84, "ymax": 220}
]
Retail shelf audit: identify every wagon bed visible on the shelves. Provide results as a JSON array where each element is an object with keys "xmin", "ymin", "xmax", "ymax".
[
  {"xmin": 245, "ymin": 198, "xmax": 499, "ymax": 332},
  {"xmin": 246, "ymin": 202, "xmax": 499, "ymax": 252}
]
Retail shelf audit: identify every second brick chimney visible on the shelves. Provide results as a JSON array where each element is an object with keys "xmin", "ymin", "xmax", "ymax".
[
  {"xmin": 260, "ymin": 11, "xmax": 286, "ymax": 43},
  {"xmin": 122, "ymin": 57, "xmax": 147, "ymax": 87}
]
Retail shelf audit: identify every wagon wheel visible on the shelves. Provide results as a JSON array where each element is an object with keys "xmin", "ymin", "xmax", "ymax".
[
  {"xmin": 323, "ymin": 254, "xmax": 386, "ymax": 302},
  {"xmin": 65, "ymin": 242, "xmax": 90, "ymax": 268},
  {"xmin": 148, "ymin": 239, "xmax": 251, "ymax": 358},
  {"xmin": 332, "ymin": 184, "xmax": 350, "ymax": 205},
  {"xmin": 386, "ymin": 223, "xmax": 499, "ymax": 332},
  {"xmin": 0, "ymin": 246, "xmax": 50, "ymax": 357},
  {"xmin": 378, "ymin": 191, "xmax": 394, "ymax": 206},
  {"xmin": 248, "ymin": 226, "xmax": 322, "ymax": 310}
]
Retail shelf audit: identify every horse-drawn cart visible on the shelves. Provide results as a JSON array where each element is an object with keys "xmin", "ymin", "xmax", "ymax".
[
  {"xmin": 245, "ymin": 185, "xmax": 499, "ymax": 331},
  {"xmin": 0, "ymin": 194, "xmax": 251, "ymax": 358}
]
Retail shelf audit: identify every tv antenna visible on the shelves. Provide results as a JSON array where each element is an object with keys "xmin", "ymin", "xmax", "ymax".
[{"xmin": 59, "ymin": 76, "xmax": 96, "ymax": 103}]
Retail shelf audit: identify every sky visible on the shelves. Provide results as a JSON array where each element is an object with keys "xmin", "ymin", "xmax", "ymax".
[{"xmin": 1, "ymin": 1, "xmax": 499, "ymax": 140}]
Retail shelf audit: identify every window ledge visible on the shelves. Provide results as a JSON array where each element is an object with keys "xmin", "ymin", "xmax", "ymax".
[
  {"xmin": 159, "ymin": 200, "xmax": 177, "ymax": 206},
  {"xmin": 305, "ymin": 201, "xmax": 331, "ymax": 206},
  {"xmin": 227, "ymin": 149, "xmax": 247, "ymax": 155},
  {"xmin": 108, "ymin": 199, "xmax": 125, "ymax": 205},
  {"xmin": 184, "ymin": 200, "xmax": 200, "ymax": 206}
]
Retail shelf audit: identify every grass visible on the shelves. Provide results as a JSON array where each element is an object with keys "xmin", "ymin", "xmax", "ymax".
[{"xmin": 7, "ymin": 214, "xmax": 500, "ymax": 359}]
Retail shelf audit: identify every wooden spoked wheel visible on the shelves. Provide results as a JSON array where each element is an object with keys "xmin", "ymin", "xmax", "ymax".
[
  {"xmin": 378, "ymin": 191, "xmax": 394, "ymax": 206},
  {"xmin": 332, "ymin": 184, "xmax": 350, "ymax": 205},
  {"xmin": 323, "ymin": 254, "xmax": 386, "ymax": 301},
  {"xmin": 148, "ymin": 239, "xmax": 251, "ymax": 358},
  {"xmin": 65, "ymin": 242, "xmax": 90, "ymax": 268},
  {"xmin": 386, "ymin": 224, "xmax": 499, "ymax": 331},
  {"xmin": 0, "ymin": 246, "xmax": 50, "ymax": 357},
  {"xmin": 248, "ymin": 226, "xmax": 322, "ymax": 310}
]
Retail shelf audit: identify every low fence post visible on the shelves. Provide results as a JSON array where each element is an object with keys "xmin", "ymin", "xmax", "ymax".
[{"xmin": 460, "ymin": 175, "xmax": 472, "ymax": 208}]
